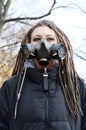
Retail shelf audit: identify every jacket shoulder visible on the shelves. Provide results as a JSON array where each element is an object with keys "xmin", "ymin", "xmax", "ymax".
[
  {"xmin": 77, "ymin": 76, "xmax": 86, "ymax": 91},
  {"xmin": 0, "ymin": 75, "xmax": 17, "ymax": 95},
  {"xmin": 77, "ymin": 76, "xmax": 86, "ymax": 112}
]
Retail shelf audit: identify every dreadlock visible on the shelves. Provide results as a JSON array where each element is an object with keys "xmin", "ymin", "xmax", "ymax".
[{"xmin": 11, "ymin": 19, "xmax": 82, "ymax": 119}]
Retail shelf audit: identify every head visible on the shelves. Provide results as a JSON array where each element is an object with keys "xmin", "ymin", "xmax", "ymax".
[
  {"xmin": 20, "ymin": 20, "xmax": 73, "ymax": 70},
  {"xmin": 12, "ymin": 19, "xmax": 82, "ymax": 118}
]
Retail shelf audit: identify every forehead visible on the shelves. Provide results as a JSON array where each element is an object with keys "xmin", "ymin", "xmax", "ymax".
[{"xmin": 31, "ymin": 25, "xmax": 56, "ymax": 37}]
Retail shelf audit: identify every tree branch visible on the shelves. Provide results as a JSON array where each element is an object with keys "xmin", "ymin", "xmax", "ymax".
[
  {"xmin": 53, "ymin": 3, "xmax": 86, "ymax": 13},
  {"xmin": 70, "ymin": 3, "xmax": 86, "ymax": 13},
  {"xmin": 3, "ymin": 0, "xmax": 12, "ymax": 18},
  {"xmin": 0, "ymin": 41, "xmax": 20, "ymax": 49},
  {"xmin": 4, "ymin": 0, "xmax": 56, "ymax": 23},
  {"xmin": 74, "ymin": 52, "xmax": 86, "ymax": 61},
  {"xmin": 0, "ymin": 55, "xmax": 16, "ymax": 69}
]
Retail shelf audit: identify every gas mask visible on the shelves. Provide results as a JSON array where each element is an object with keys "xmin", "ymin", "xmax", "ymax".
[{"xmin": 22, "ymin": 38, "xmax": 66, "ymax": 66}]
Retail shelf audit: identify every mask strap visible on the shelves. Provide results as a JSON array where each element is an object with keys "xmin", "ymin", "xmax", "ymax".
[{"xmin": 14, "ymin": 61, "xmax": 28, "ymax": 119}]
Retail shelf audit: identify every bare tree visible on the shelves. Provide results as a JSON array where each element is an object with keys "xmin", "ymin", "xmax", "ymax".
[
  {"xmin": 0, "ymin": 0, "xmax": 13, "ymax": 32},
  {"xmin": 0, "ymin": 0, "xmax": 86, "ymax": 32}
]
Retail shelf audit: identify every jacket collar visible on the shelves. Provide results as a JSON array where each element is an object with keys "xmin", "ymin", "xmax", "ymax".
[{"xmin": 26, "ymin": 67, "xmax": 59, "ymax": 84}]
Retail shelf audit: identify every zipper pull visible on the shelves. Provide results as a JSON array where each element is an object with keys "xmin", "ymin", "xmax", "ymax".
[{"xmin": 43, "ymin": 68, "xmax": 49, "ymax": 92}]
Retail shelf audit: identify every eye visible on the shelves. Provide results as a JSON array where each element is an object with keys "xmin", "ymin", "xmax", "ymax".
[
  {"xmin": 32, "ymin": 38, "xmax": 41, "ymax": 42},
  {"xmin": 47, "ymin": 37, "xmax": 55, "ymax": 42}
]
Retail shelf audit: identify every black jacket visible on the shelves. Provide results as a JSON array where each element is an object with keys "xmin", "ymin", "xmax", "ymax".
[{"xmin": 0, "ymin": 67, "xmax": 86, "ymax": 130}]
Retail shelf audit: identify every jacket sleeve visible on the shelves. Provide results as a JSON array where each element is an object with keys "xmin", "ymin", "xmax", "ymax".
[
  {"xmin": 0, "ymin": 81, "xmax": 10, "ymax": 130},
  {"xmin": 79, "ymin": 78, "xmax": 86, "ymax": 130}
]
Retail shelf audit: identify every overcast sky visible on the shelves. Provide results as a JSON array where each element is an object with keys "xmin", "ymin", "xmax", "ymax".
[{"xmin": 8, "ymin": 0, "xmax": 86, "ymax": 79}]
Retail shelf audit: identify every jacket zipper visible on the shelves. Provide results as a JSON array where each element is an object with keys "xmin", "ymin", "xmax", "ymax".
[
  {"xmin": 45, "ymin": 92, "xmax": 49, "ymax": 122},
  {"xmin": 43, "ymin": 68, "xmax": 49, "ymax": 122}
]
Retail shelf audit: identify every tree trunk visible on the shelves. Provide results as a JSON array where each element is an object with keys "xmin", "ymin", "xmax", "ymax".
[{"xmin": 0, "ymin": 0, "xmax": 12, "ymax": 33}]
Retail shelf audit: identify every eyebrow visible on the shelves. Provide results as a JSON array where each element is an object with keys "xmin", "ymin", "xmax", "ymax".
[{"xmin": 32, "ymin": 34, "xmax": 55, "ymax": 37}]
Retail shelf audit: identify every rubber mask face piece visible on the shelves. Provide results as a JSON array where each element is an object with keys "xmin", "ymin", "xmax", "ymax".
[{"xmin": 35, "ymin": 38, "xmax": 52, "ymax": 66}]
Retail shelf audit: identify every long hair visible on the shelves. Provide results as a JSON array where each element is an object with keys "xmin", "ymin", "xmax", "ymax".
[{"xmin": 11, "ymin": 20, "xmax": 82, "ymax": 119}]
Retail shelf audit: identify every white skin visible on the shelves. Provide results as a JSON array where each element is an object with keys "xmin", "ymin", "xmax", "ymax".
[{"xmin": 30, "ymin": 25, "xmax": 58, "ymax": 69}]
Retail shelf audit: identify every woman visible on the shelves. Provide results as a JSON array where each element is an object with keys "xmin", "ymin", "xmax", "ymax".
[{"xmin": 0, "ymin": 20, "xmax": 86, "ymax": 130}]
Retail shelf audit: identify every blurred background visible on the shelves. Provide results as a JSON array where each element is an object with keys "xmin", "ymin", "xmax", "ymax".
[{"xmin": 0, "ymin": 0, "xmax": 86, "ymax": 87}]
